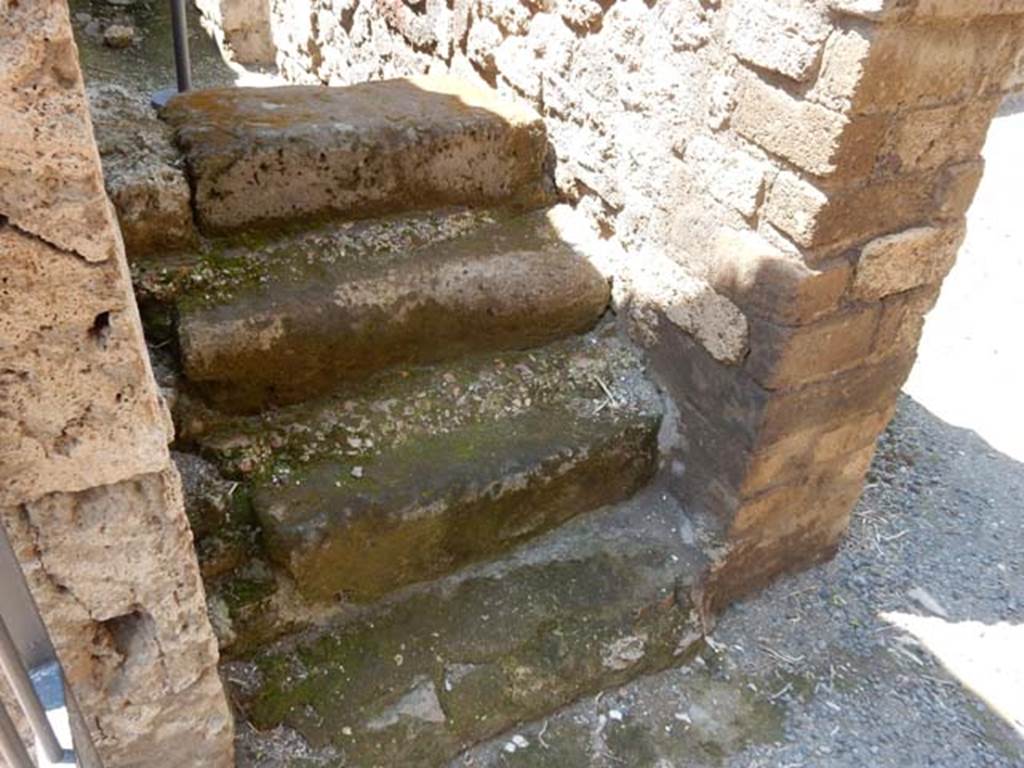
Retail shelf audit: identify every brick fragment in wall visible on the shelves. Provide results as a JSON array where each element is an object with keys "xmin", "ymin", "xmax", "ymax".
[
  {"xmin": 709, "ymin": 228, "xmax": 851, "ymax": 325},
  {"xmin": 873, "ymin": 282, "xmax": 942, "ymax": 359},
  {"xmin": 0, "ymin": 227, "xmax": 170, "ymax": 508},
  {"xmin": 846, "ymin": 18, "xmax": 1024, "ymax": 113},
  {"xmin": 699, "ymin": 442, "xmax": 876, "ymax": 611},
  {"xmin": 852, "ymin": 221, "xmax": 966, "ymax": 300},
  {"xmin": 675, "ymin": 393, "xmax": 893, "ymax": 503},
  {"xmin": 732, "ymin": 73, "xmax": 887, "ymax": 180},
  {"xmin": 764, "ymin": 169, "xmax": 946, "ymax": 252},
  {"xmin": 0, "ymin": 469, "xmax": 233, "ymax": 768},
  {"xmin": 934, "ymin": 160, "xmax": 985, "ymax": 221},
  {"xmin": 683, "ymin": 136, "xmax": 767, "ymax": 218},
  {"xmin": 648, "ymin": 318, "xmax": 914, "ymax": 458},
  {"xmin": 658, "ymin": 0, "xmax": 713, "ymax": 51},
  {"xmin": 0, "ymin": 0, "xmax": 121, "ymax": 262},
  {"xmin": 726, "ymin": 0, "xmax": 829, "ymax": 82},
  {"xmin": 915, "ymin": 0, "xmax": 1024, "ymax": 19},
  {"xmin": 744, "ymin": 307, "xmax": 882, "ymax": 389},
  {"xmin": 877, "ymin": 98, "xmax": 1000, "ymax": 177}
]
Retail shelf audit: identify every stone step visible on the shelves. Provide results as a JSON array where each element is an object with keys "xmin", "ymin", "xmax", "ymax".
[
  {"xmin": 161, "ymin": 76, "xmax": 550, "ymax": 235},
  {"xmin": 161, "ymin": 208, "xmax": 609, "ymax": 412},
  {"xmin": 229, "ymin": 487, "xmax": 708, "ymax": 768},
  {"xmin": 180, "ymin": 328, "xmax": 664, "ymax": 606}
]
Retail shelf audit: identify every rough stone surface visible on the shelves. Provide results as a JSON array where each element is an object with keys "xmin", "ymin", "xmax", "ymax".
[
  {"xmin": 744, "ymin": 307, "xmax": 882, "ymax": 389},
  {"xmin": 0, "ymin": 227, "xmax": 169, "ymax": 506},
  {"xmin": 0, "ymin": 0, "xmax": 121, "ymax": 263},
  {"xmin": 86, "ymin": 84, "xmax": 196, "ymax": 259},
  {"xmin": 726, "ymin": 0, "xmax": 829, "ymax": 82},
  {"xmin": 1, "ymin": 470, "xmax": 233, "ymax": 768},
  {"xmin": 176, "ymin": 327, "xmax": 662, "ymax": 605},
  {"xmin": 258, "ymin": 398, "xmax": 660, "ymax": 601},
  {"xmin": 709, "ymin": 228, "xmax": 851, "ymax": 325},
  {"xmin": 232, "ymin": 488, "xmax": 707, "ymax": 768},
  {"xmin": 853, "ymin": 223, "xmax": 967, "ymax": 300},
  {"xmin": 162, "ymin": 77, "xmax": 550, "ymax": 234},
  {"xmin": 171, "ymin": 210, "xmax": 610, "ymax": 411},
  {"xmin": 732, "ymin": 73, "xmax": 886, "ymax": 180}
]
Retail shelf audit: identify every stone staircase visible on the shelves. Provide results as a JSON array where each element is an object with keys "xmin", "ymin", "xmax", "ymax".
[{"xmin": 127, "ymin": 75, "xmax": 710, "ymax": 766}]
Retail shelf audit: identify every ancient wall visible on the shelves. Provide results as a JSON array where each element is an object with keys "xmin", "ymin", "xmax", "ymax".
[{"xmin": 0, "ymin": 1, "xmax": 233, "ymax": 765}]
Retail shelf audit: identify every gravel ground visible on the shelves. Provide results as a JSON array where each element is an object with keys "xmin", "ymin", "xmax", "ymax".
[{"xmin": 456, "ymin": 104, "xmax": 1024, "ymax": 768}]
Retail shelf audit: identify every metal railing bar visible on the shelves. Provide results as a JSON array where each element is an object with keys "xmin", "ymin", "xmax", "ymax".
[
  {"xmin": 170, "ymin": 0, "xmax": 193, "ymax": 93},
  {"xmin": 0, "ymin": 699, "xmax": 34, "ymax": 768},
  {"xmin": 0, "ymin": 616, "xmax": 63, "ymax": 763}
]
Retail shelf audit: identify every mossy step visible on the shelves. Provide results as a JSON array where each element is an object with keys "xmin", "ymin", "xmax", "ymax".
[
  {"xmin": 161, "ymin": 76, "xmax": 549, "ymax": 235},
  {"xmin": 161, "ymin": 208, "xmax": 609, "ymax": 412},
  {"xmin": 179, "ymin": 327, "xmax": 662, "ymax": 606},
  {"xmin": 229, "ymin": 488, "xmax": 707, "ymax": 768}
]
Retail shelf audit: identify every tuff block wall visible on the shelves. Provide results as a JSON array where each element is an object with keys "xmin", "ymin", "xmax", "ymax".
[
  {"xmin": 0, "ymin": 1, "xmax": 234, "ymax": 765},
  {"xmin": 203, "ymin": 0, "xmax": 1024, "ymax": 609}
]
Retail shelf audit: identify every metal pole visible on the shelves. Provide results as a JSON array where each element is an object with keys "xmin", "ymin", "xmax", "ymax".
[
  {"xmin": 0, "ymin": 616, "xmax": 64, "ymax": 763},
  {"xmin": 170, "ymin": 0, "xmax": 193, "ymax": 92},
  {"xmin": 0, "ymin": 701, "xmax": 34, "ymax": 768}
]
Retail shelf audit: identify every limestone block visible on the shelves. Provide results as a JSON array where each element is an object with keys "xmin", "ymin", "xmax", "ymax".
[
  {"xmin": 710, "ymin": 228, "xmax": 851, "ymax": 325},
  {"xmin": 684, "ymin": 136, "xmax": 767, "ymax": 217},
  {"xmin": 194, "ymin": 0, "xmax": 275, "ymax": 65},
  {"xmin": 163, "ymin": 77, "xmax": 548, "ymax": 234},
  {"xmin": 1, "ymin": 469, "xmax": 233, "ymax": 767},
  {"xmin": 852, "ymin": 222, "xmax": 966, "ymax": 300},
  {"xmin": 808, "ymin": 24, "xmax": 875, "ymax": 112},
  {"xmin": 733, "ymin": 74, "xmax": 886, "ymax": 180},
  {"xmin": 0, "ymin": 228, "xmax": 169, "ymax": 508},
  {"xmin": 0, "ymin": 0, "xmax": 121, "ymax": 262},
  {"xmin": 726, "ymin": 0, "xmax": 829, "ymax": 82}
]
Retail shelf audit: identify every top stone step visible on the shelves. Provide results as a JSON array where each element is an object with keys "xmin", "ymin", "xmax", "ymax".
[{"xmin": 162, "ymin": 76, "xmax": 550, "ymax": 235}]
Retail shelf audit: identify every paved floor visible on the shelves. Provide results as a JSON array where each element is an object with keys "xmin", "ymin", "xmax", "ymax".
[{"xmin": 456, "ymin": 104, "xmax": 1024, "ymax": 767}]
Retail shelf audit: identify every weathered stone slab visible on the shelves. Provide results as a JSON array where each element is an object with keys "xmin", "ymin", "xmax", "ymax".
[
  {"xmin": 257, "ymin": 403, "xmax": 659, "ymax": 601},
  {"xmin": 162, "ymin": 76, "xmax": 549, "ymax": 234},
  {"xmin": 174, "ymin": 210, "xmax": 610, "ymax": 411},
  {"xmin": 181, "ymin": 328, "xmax": 662, "ymax": 604},
  {"xmin": 231, "ymin": 489, "xmax": 705, "ymax": 768}
]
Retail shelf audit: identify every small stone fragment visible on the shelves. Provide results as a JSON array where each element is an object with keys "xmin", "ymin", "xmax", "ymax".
[
  {"xmin": 103, "ymin": 24, "xmax": 135, "ymax": 48},
  {"xmin": 351, "ymin": 466, "xmax": 364, "ymax": 478}
]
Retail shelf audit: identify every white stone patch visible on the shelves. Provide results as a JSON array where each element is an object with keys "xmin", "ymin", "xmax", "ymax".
[
  {"xmin": 365, "ymin": 678, "xmax": 447, "ymax": 731},
  {"xmin": 602, "ymin": 633, "xmax": 648, "ymax": 671}
]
